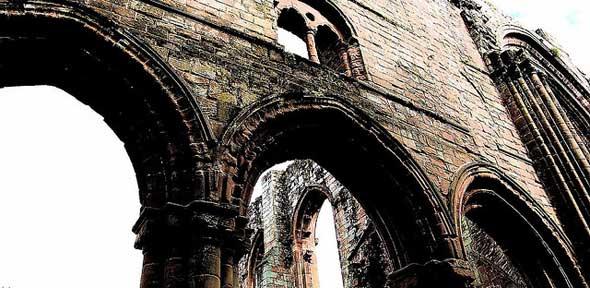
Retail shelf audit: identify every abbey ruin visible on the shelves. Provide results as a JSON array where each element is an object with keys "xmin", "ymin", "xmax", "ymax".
[{"xmin": 1, "ymin": 0, "xmax": 589, "ymax": 287}]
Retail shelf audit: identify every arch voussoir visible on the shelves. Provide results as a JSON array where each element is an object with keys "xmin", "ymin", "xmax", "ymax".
[
  {"xmin": 216, "ymin": 94, "xmax": 465, "ymax": 285},
  {"xmin": 0, "ymin": 2, "xmax": 224, "ymax": 287},
  {"xmin": 448, "ymin": 162, "xmax": 588, "ymax": 287}
]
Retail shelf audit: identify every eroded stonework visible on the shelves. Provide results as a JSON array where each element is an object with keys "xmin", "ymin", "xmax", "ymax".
[
  {"xmin": 239, "ymin": 160, "xmax": 391, "ymax": 288},
  {"xmin": 0, "ymin": 0, "xmax": 589, "ymax": 287}
]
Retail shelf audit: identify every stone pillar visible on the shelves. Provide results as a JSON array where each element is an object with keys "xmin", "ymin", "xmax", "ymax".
[
  {"xmin": 134, "ymin": 208, "xmax": 166, "ymax": 288},
  {"xmin": 386, "ymin": 259, "xmax": 474, "ymax": 288},
  {"xmin": 133, "ymin": 199, "xmax": 246, "ymax": 288},
  {"xmin": 164, "ymin": 205, "xmax": 189, "ymax": 288},
  {"xmin": 305, "ymin": 29, "xmax": 320, "ymax": 64},
  {"xmin": 188, "ymin": 200, "xmax": 245, "ymax": 288},
  {"xmin": 528, "ymin": 67, "xmax": 590, "ymax": 179},
  {"xmin": 221, "ymin": 249, "xmax": 235, "ymax": 288},
  {"xmin": 134, "ymin": 205, "xmax": 192, "ymax": 288},
  {"xmin": 190, "ymin": 237, "xmax": 222, "ymax": 288},
  {"xmin": 347, "ymin": 38, "xmax": 368, "ymax": 80},
  {"xmin": 538, "ymin": 72, "xmax": 590, "ymax": 161},
  {"xmin": 337, "ymin": 43, "xmax": 352, "ymax": 77}
]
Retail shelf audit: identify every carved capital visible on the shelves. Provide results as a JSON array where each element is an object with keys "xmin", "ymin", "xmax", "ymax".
[
  {"xmin": 486, "ymin": 50, "xmax": 508, "ymax": 80},
  {"xmin": 387, "ymin": 258, "xmax": 475, "ymax": 288},
  {"xmin": 133, "ymin": 204, "xmax": 191, "ymax": 251},
  {"xmin": 133, "ymin": 207, "xmax": 166, "ymax": 250},
  {"xmin": 519, "ymin": 58, "xmax": 540, "ymax": 74}
]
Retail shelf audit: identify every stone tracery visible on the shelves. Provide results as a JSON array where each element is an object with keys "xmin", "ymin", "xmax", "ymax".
[{"xmin": 274, "ymin": 0, "xmax": 367, "ymax": 79}]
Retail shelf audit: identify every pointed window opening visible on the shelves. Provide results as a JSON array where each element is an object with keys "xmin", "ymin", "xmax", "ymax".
[
  {"xmin": 274, "ymin": 0, "xmax": 367, "ymax": 79},
  {"xmin": 316, "ymin": 25, "xmax": 346, "ymax": 74},
  {"xmin": 277, "ymin": 8, "xmax": 310, "ymax": 59},
  {"xmin": 315, "ymin": 201, "xmax": 345, "ymax": 288}
]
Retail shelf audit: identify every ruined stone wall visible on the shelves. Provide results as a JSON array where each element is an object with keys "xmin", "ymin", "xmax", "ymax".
[
  {"xmin": 46, "ymin": 0, "xmax": 554, "ymax": 216},
  {"xmin": 3, "ymin": 0, "xmax": 590, "ymax": 286},
  {"xmin": 239, "ymin": 160, "xmax": 391, "ymax": 288}
]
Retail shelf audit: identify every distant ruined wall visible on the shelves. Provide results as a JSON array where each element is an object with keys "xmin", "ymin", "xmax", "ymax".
[{"xmin": 239, "ymin": 160, "xmax": 391, "ymax": 288}]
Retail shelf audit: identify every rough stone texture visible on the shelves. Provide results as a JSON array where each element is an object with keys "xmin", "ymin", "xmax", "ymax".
[
  {"xmin": 61, "ymin": 0, "xmax": 543, "ymax": 202},
  {"xmin": 1, "ymin": 0, "xmax": 589, "ymax": 287},
  {"xmin": 238, "ymin": 160, "xmax": 391, "ymax": 288}
]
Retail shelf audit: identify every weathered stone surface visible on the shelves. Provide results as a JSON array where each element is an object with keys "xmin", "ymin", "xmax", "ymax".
[
  {"xmin": 1, "ymin": 0, "xmax": 589, "ymax": 286},
  {"xmin": 239, "ymin": 160, "xmax": 391, "ymax": 288}
]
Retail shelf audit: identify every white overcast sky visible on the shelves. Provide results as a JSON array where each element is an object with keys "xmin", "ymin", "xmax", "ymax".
[
  {"xmin": 491, "ymin": 0, "xmax": 590, "ymax": 75},
  {"xmin": 0, "ymin": 1, "xmax": 588, "ymax": 287},
  {"xmin": 0, "ymin": 86, "xmax": 141, "ymax": 288}
]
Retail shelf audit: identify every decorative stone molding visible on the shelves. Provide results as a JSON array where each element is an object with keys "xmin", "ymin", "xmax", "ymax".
[{"xmin": 386, "ymin": 258, "xmax": 474, "ymax": 288}]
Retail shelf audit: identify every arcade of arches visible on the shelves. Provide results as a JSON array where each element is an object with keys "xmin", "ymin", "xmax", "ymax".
[{"xmin": 1, "ymin": 0, "xmax": 590, "ymax": 287}]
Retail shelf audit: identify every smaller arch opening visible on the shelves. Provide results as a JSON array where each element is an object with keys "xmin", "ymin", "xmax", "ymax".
[
  {"xmin": 246, "ymin": 231, "xmax": 265, "ymax": 288},
  {"xmin": 298, "ymin": 0, "xmax": 354, "ymax": 40},
  {"xmin": 316, "ymin": 25, "xmax": 345, "ymax": 73},
  {"xmin": 459, "ymin": 184, "xmax": 574, "ymax": 288},
  {"xmin": 277, "ymin": 8, "xmax": 308, "ymax": 39},
  {"xmin": 315, "ymin": 201, "xmax": 344, "ymax": 288},
  {"xmin": 277, "ymin": 9, "xmax": 310, "ymax": 59},
  {"xmin": 291, "ymin": 186, "xmax": 334, "ymax": 288}
]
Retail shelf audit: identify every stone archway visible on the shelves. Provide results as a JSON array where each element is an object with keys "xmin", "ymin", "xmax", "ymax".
[
  {"xmin": 244, "ymin": 231, "xmax": 264, "ymax": 288},
  {"xmin": 291, "ymin": 186, "xmax": 332, "ymax": 288},
  {"xmin": 488, "ymin": 27, "xmax": 590, "ymax": 272},
  {"xmin": 0, "ymin": 3, "xmax": 216, "ymax": 287},
  {"xmin": 449, "ymin": 162, "xmax": 588, "ymax": 288},
  {"xmin": 219, "ymin": 93, "xmax": 471, "ymax": 287}
]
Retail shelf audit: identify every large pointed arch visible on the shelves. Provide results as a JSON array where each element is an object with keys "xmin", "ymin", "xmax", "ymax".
[
  {"xmin": 501, "ymin": 25, "xmax": 590, "ymax": 97},
  {"xmin": 488, "ymin": 25, "xmax": 590, "ymax": 273},
  {"xmin": 499, "ymin": 25, "xmax": 590, "ymax": 138},
  {"xmin": 0, "ymin": 3, "xmax": 219, "ymax": 286},
  {"xmin": 449, "ymin": 162, "xmax": 588, "ymax": 287},
  {"xmin": 0, "ymin": 1, "xmax": 214, "ymax": 206},
  {"xmin": 219, "ymin": 93, "xmax": 456, "ymax": 268}
]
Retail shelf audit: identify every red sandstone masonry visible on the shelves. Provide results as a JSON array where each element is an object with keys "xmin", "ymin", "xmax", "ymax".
[
  {"xmin": 3, "ymin": 0, "xmax": 588, "ymax": 285},
  {"xmin": 80, "ymin": 0, "xmax": 554, "ymax": 220}
]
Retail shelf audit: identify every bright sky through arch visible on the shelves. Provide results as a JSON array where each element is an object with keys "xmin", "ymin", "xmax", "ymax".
[
  {"xmin": 0, "ymin": 1, "xmax": 589, "ymax": 287},
  {"xmin": 278, "ymin": 27, "xmax": 310, "ymax": 59},
  {"xmin": 490, "ymin": 0, "xmax": 590, "ymax": 75},
  {"xmin": 316, "ymin": 201, "xmax": 345, "ymax": 288},
  {"xmin": 0, "ymin": 86, "xmax": 142, "ymax": 288}
]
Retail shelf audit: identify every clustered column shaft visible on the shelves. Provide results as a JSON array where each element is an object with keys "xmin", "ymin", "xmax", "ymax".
[
  {"xmin": 347, "ymin": 40, "xmax": 368, "ymax": 80},
  {"xmin": 305, "ymin": 29, "xmax": 320, "ymax": 64},
  {"xmin": 488, "ymin": 50, "xmax": 590, "ymax": 267},
  {"xmin": 133, "ymin": 202, "xmax": 247, "ymax": 288},
  {"xmin": 337, "ymin": 44, "xmax": 352, "ymax": 77},
  {"xmin": 301, "ymin": 28, "xmax": 365, "ymax": 79}
]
